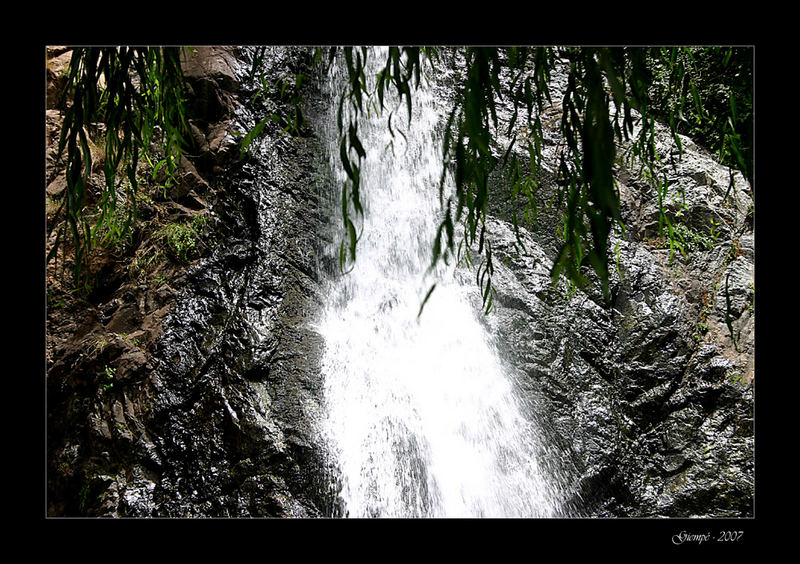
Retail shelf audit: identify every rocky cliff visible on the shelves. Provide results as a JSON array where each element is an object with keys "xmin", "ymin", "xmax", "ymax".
[
  {"xmin": 478, "ymin": 60, "xmax": 754, "ymax": 516},
  {"xmin": 46, "ymin": 46, "xmax": 333, "ymax": 516},
  {"xmin": 45, "ymin": 46, "xmax": 754, "ymax": 518}
]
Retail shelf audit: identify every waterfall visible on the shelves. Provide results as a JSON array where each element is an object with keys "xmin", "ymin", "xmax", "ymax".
[{"xmin": 316, "ymin": 47, "xmax": 567, "ymax": 518}]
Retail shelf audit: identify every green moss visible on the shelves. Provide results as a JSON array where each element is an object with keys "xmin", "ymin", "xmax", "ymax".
[
  {"xmin": 672, "ymin": 222, "xmax": 714, "ymax": 253},
  {"xmin": 157, "ymin": 215, "xmax": 207, "ymax": 264}
]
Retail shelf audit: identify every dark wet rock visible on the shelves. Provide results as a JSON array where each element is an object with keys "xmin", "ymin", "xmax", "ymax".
[
  {"xmin": 46, "ymin": 46, "xmax": 333, "ymax": 517},
  {"xmin": 127, "ymin": 46, "xmax": 331, "ymax": 517},
  {"xmin": 180, "ymin": 46, "xmax": 240, "ymax": 174},
  {"xmin": 481, "ymin": 95, "xmax": 754, "ymax": 516}
]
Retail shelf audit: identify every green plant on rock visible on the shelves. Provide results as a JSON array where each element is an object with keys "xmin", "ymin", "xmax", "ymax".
[
  {"xmin": 160, "ymin": 223, "xmax": 195, "ymax": 263},
  {"xmin": 727, "ymin": 238, "xmax": 743, "ymax": 264},
  {"xmin": 672, "ymin": 222, "xmax": 715, "ymax": 254},
  {"xmin": 647, "ymin": 47, "xmax": 752, "ymax": 185},
  {"xmin": 728, "ymin": 370, "xmax": 744, "ymax": 384},
  {"xmin": 693, "ymin": 289, "xmax": 715, "ymax": 343},
  {"xmin": 91, "ymin": 198, "xmax": 134, "ymax": 253},
  {"xmin": 158, "ymin": 214, "xmax": 207, "ymax": 264},
  {"xmin": 129, "ymin": 243, "xmax": 164, "ymax": 282},
  {"xmin": 190, "ymin": 213, "xmax": 207, "ymax": 233},
  {"xmin": 48, "ymin": 47, "xmax": 190, "ymax": 292},
  {"xmin": 100, "ymin": 364, "xmax": 115, "ymax": 391},
  {"xmin": 708, "ymin": 217, "xmax": 722, "ymax": 242}
]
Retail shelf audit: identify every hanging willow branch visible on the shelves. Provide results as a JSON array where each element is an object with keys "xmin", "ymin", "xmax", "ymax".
[
  {"xmin": 48, "ymin": 46, "xmax": 189, "ymax": 291},
  {"xmin": 248, "ymin": 45, "xmax": 751, "ymax": 311},
  {"xmin": 328, "ymin": 45, "xmax": 427, "ymax": 273},
  {"xmin": 431, "ymin": 46, "xmax": 751, "ymax": 308}
]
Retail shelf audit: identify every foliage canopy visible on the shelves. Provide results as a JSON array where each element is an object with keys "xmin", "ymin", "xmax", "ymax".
[
  {"xmin": 50, "ymin": 45, "xmax": 752, "ymax": 309},
  {"xmin": 326, "ymin": 46, "xmax": 753, "ymax": 310},
  {"xmin": 49, "ymin": 46, "xmax": 189, "ymax": 291}
]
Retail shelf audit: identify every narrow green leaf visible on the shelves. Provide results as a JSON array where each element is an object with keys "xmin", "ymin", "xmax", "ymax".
[
  {"xmin": 346, "ymin": 217, "xmax": 358, "ymax": 261},
  {"xmin": 417, "ymin": 283, "xmax": 437, "ymax": 318},
  {"xmin": 240, "ymin": 117, "xmax": 268, "ymax": 158},
  {"xmin": 337, "ymin": 92, "xmax": 345, "ymax": 132},
  {"xmin": 484, "ymin": 286, "xmax": 494, "ymax": 315},
  {"xmin": 349, "ymin": 123, "xmax": 366, "ymax": 159},
  {"xmin": 377, "ymin": 68, "xmax": 386, "ymax": 110},
  {"xmin": 340, "ymin": 136, "xmax": 354, "ymax": 180},
  {"xmin": 690, "ymin": 81, "xmax": 703, "ymax": 118}
]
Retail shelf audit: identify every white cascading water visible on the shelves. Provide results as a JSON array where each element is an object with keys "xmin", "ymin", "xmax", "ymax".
[{"xmin": 317, "ymin": 47, "xmax": 566, "ymax": 517}]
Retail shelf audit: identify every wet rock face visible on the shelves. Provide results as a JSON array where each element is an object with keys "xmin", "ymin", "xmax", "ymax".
[
  {"xmin": 138, "ymin": 46, "xmax": 332, "ymax": 517},
  {"xmin": 481, "ymin": 102, "xmax": 754, "ymax": 516},
  {"xmin": 46, "ymin": 46, "xmax": 333, "ymax": 517}
]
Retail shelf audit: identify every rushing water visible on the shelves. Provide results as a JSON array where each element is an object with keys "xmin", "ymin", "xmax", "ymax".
[{"xmin": 316, "ymin": 47, "xmax": 567, "ymax": 517}]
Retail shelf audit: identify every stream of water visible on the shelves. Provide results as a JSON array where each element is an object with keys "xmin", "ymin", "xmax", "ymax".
[{"xmin": 316, "ymin": 47, "xmax": 566, "ymax": 517}]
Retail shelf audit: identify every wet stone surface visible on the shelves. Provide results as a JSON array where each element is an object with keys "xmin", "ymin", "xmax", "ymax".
[
  {"xmin": 46, "ymin": 46, "xmax": 334, "ymax": 517},
  {"xmin": 480, "ymin": 109, "xmax": 754, "ymax": 516},
  {"xmin": 137, "ymin": 47, "xmax": 333, "ymax": 517}
]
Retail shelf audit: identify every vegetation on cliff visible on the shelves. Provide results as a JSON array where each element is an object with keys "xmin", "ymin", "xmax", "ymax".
[
  {"xmin": 324, "ymin": 46, "xmax": 752, "ymax": 312},
  {"xmin": 48, "ymin": 47, "xmax": 191, "ymax": 293},
  {"xmin": 47, "ymin": 45, "xmax": 752, "ymax": 312}
]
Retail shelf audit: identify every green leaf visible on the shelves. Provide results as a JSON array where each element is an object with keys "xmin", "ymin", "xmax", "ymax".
[
  {"xmin": 690, "ymin": 81, "xmax": 703, "ymax": 118},
  {"xmin": 417, "ymin": 283, "xmax": 437, "ymax": 318},
  {"xmin": 349, "ymin": 123, "xmax": 366, "ymax": 159},
  {"xmin": 483, "ymin": 286, "xmax": 495, "ymax": 315},
  {"xmin": 598, "ymin": 49, "xmax": 626, "ymax": 107},
  {"xmin": 723, "ymin": 48, "xmax": 733, "ymax": 67},
  {"xmin": 341, "ymin": 181, "xmax": 349, "ymax": 229},
  {"xmin": 346, "ymin": 217, "xmax": 358, "ymax": 261},
  {"xmin": 337, "ymin": 92, "xmax": 345, "ymax": 132},
  {"xmin": 340, "ymin": 135, "xmax": 354, "ymax": 180},
  {"xmin": 239, "ymin": 116, "xmax": 268, "ymax": 158},
  {"xmin": 387, "ymin": 111, "xmax": 395, "ymax": 138}
]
